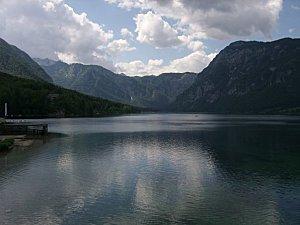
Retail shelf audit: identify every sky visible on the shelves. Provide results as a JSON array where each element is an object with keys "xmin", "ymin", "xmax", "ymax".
[{"xmin": 0, "ymin": 0, "xmax": 299, "ymax": 76}]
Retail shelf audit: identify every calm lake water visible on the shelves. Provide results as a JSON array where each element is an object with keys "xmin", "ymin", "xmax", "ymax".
[{"xmin": 0, "ymin": 114, "xmax": 299, "ymax": 225}]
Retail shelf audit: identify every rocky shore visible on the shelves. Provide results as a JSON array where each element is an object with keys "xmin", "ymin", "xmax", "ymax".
[
  {"xmin": 0, "ymin": 135, "xmax": 33, "ymax": 148},
  {"xmin": 0, "ymin": 133, "xmax": 61, "ymax": 154}
]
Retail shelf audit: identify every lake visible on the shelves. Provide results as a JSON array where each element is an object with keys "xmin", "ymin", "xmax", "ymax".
[{"xmin": 0, "ymin": 114, "xmax": 299, "ymax": 225}]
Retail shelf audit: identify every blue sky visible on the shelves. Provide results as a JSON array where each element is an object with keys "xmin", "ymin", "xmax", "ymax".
[
  {"xmin": 0, "ymin": 0, "xmax": 299, "ymax": 75},
  {"xmin": 65, "ymin": 0, "xmax": 299, "ymax": 61},
  {"xmin": 64, "ymin": 0, "xmax": 190, "ymax": 63}
]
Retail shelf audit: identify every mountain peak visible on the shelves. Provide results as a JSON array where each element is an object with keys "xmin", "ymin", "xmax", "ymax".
[
  {"xmin": 34, "ymin": 58, "xmax": 59, "ymax": 67},
  {"xmin": 172, "ymin": 38, "xmax": 300, "ymax": 114},
  {"xmin": 228, "ymin": 37, "xmax": 298, "ymax": 48},
  {"xmin": 0, "ymin": 38, "xmax": 53, "ymax": 82}
]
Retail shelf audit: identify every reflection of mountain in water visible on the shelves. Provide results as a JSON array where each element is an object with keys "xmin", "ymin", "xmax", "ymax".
[{"xmin": 2, "ymin": 122, "xmax": 299, "ymax": 224}]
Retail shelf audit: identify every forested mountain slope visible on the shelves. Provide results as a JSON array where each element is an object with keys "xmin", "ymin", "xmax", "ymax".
[
  {"xmin": 0, "ymin": 72, "xmax": 138, "ymax": 118},
  {"xmin": 171, "ymin": 38, "xmax": 300, "ymax": 114},
  {"xmin": 37, "ymin": 59, "xmax": 196, "ymax": 109},
  {"xmin": 0, "ymin": 38, "xmax": 52, "ymax": 82}
]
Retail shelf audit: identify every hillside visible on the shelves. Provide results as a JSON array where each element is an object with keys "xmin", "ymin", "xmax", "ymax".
[
  {"xmin": 171, "ymin": 38, "xmax": 300, "ymax": 114},
  {"xmin": 0, "ymin": 72, "xmax": 138, "ymax": 118},
  {"xmin": 36, "ymin": 59, "xmax": 196, "ymax": 109},
  {"xmin": 0, "ymin": 38, "xmax": 52, "ymax": 82}
]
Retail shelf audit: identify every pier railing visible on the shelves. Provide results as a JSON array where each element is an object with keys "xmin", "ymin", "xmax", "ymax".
[{"xmin": 0, "ymin": 123, "xmax": 48, "ymax": 135}]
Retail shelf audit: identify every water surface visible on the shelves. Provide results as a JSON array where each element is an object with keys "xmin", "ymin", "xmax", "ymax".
[{"xmin": 0, "ymin": 114, "xmax": 299, "ymax": 225}]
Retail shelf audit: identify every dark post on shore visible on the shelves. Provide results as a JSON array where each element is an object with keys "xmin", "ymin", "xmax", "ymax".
[{"xmin": 4, "ymin": 103, "xmax": 7, "ymax": 118}]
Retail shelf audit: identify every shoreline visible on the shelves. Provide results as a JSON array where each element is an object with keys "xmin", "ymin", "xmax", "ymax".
[
  {"xmin": 0, "ymin": 133, "xmax": 64, "ymax": 154},
  {"xmin": 4, "ymin": 111, "xmax": 300, "ymax": 122}
]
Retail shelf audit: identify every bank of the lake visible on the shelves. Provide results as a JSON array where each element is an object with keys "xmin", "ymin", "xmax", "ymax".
[
  {"xmin": 0, "ymin": 72, "xmax": 140, "ymax": 118},
  {"xmin": 0, "ymin": 133, "xmax": 63, "ymax": 155}
]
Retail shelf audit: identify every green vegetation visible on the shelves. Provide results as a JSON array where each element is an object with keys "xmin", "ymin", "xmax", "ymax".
[
  {"xmin": 0, "ymin": 139, "xmax": 14, "ymax": 151},
  {"xmin": 0, "ymin": 38, "xmax": 52, "ymax": 82},
  {"xmin": 0, "ymin": 72, "xmax": 139, "ymax": 118}
]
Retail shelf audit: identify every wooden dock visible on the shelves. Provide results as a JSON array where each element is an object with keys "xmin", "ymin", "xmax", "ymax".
[{"xmin": 0, "ymin": 123, "xmax": 48, "ymax": 135}]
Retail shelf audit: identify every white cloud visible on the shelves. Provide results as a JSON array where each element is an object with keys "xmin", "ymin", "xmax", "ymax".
[
  {"xmin": 0, "ymin": 0, "xmax": 128, "ymax": 71},
  {"xmin": 167, "ymin": 51, "xmax": 216, "ymax": 74},
  {"xmin": 120, "ymin": 28, "xmax": 134, "ymax": 39},
  {"xmin": 0, "ymin": 0, "xmax": 215, "ymax": 74},
  {"xmin": 105, "ymin": 0, "xmax": 143, "ymax": 9},
  {"xmin": 135, "ymin": 11, "xmax": 182, "ymax": 48},
  {"xmin": 185, "ymin": 40, "xmax": 205, "ymax": 51},
  {"xmin": 43, "ymin": 1, "xmax": 56, "ymax": 11},
  {"xmin": 116, "ymin": 59, "xmax": 164, "ymax": 76},
  {"xmin": 106, "ymin": 0, "xmax": 283, "ymax": 74},
  {"xmin": 106, "ymin": 0, "xmax": 283, "ymax": 40},
  {"xmin": 0, "ymin": 0, "xmax": 284, "ymax": 76},
  {"xmin": 107, "ymin": 39, "xmax": 136, "ymax": 54},
  {"xmin": 55, "ymin": 52, "xmax": 78, "ymax": 64},
  {"xmin": 116, "ymin": 50, "xmax": 217, "ymax": 76}
]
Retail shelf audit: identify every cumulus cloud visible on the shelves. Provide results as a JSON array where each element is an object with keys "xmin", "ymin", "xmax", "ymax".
[
  {"xmin": 120, "ymin": 28, "xmax": 134, "ymax": 39},
  {"xmin": 135, "ymin": 11, "xmax": 182, "ymax": 48},
  {"xmin": 116, "ymin": 50, "xmax": 217, "ymax": 76},
  {"xmin": 0, "ymin": 0, "xmax": 134, "ymax": 70},
  {"xmin": 167, "ymin": 51, "xmax": 216, "ymax": 73},
  {"xmin": 116, "ymin": 59, "xmax": 164, "ymax": 76},
  {"xmin": 107, "ymin": 39, "xmax": 136, "ymax": 55},
  {"xmin": 105, "ymin": 0, "xmax": 144, "ymax": 9},
  {"xmin": 187, "ymin": 41, "xmax": 205, "ymax": 51},
  {"xmin": 0, "ymin": 0, "xmax": 284, "ymax": 75},
  {"xmin": 0, "ymin": 0, "xmax": 212, "ymax": 74},
  {"xmin": 106, "ymin": 0, "xmax": 283, "ymax": 74},
  {"xmin": 106, "ymin": 0, "xmax": 283, "ymax": 39}
]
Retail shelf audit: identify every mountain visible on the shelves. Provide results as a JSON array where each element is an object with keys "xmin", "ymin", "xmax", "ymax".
[
  {"xmin": 36, "ymin": 59, "xmax": 197, "ymax": 109},
  {"xmin": 0, "ymin": 38, "xmax": 52, "ymax": 82},
  {"xmin": 171, "ymin": 38, "xmax": 300, "ymax": 114},
  {"xmin": 0, "ymin": 72, "xmax": 138, "ymax": 118},
  {"xmin": 34, "ymin": 58, "xmax": 58, "ymax": 67},
  {"xmin": 132, "ymin": 73, "xmax": 197, "ymax": 109}
]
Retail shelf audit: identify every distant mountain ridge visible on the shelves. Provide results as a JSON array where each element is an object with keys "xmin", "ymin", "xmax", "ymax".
[
  {"xmin": 172, "ymin": 38, "xmax": 300, "ymax": 114},
  {"xmin": 0, "ymin": 38, "xmax": 52, "ymax": 82},
  {"xmin": 1, "ymin": 36, "xmax": 298, "ymax": 115},
  {"xmin": 0, "ymin": 38, "xmax": 138, "ymax": 118},
  {"xmin": 34, "ymin": 58, "xmax": 58, "ymax": 67},
  {"xmin": 36, "ymin": 59, "xmax": 197, "ymax": 109},
  {"xmin": 0, "ymin": 71, "xmax": 138, "ymax": 118}
]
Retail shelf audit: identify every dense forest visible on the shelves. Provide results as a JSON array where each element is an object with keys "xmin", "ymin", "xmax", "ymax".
[
  {"xmin": 0, "ymin": 72, "xmax": 139, "ymax": 118},
  {"xmin": 0, "ymin": 38, "xmax": 52, "ymax": 82}
]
